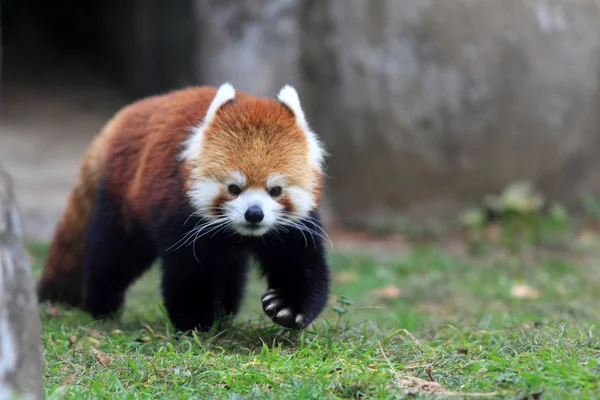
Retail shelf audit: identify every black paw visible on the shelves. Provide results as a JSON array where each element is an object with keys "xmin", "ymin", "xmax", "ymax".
[{"xmin": 261, "ymin": 289, "xmax": 307, "ymax": 329}]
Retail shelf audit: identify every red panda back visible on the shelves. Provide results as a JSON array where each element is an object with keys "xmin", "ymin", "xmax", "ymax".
[{"xmin": 37, "ymin": 86, "xmax": 228, "ymax": 304}]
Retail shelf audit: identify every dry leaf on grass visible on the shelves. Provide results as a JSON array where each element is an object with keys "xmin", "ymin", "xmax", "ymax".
[
  {"xmin": 378, "ymin": 341, "xmax": 498, "ymax": 398},
  {"xmin": 83, "ymin": 328, "xmax": 103, "ymax": 337},
  {"xmin": 371, "ymin": 285, "xmax": 402, "ymax": 299},
  {"xmin": 397, "ymin": 375, "xmax": 443, "ymax": 395},
  {"xmin": 486, "ymin": 223, "xmax": 502, "ymax": 243},
  {"xmin": 510, "ymin": 284, "xmax": 541, "ymax": 299},
  {"xmin": 92, "ymin": 348, "xmax": 111, "ymax": 366},
  {"xmin": 333, "ymin": 271, "xmax": 359, "ymax": 283},
  {"xmin": 83, "ymin": 337, "xmax": 100, "ymax": 348},
  {"xmin": 46, "ymin": 306, "xmax": 61, "ymax": 317},
  {"xmin": 142, "ymin": 323, "xmax": 156, "ymax": 335},
  {"xmin": 60, "ymin": 373, "xmax": 77, "ymax": 386}
]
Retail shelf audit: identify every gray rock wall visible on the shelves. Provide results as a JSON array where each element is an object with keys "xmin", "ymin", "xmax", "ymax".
[
  {"xmin": 298, "ymin": 0, "xmax": 600, "ymax": 229},
  {"xmin": 195, "ymin": 0, "xmax": 301, "ymax": 96}
]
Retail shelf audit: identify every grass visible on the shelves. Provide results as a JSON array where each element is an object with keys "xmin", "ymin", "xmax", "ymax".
[{"xmin": 30, "ymin": 227, "xmax": 600, "ymax": 399}]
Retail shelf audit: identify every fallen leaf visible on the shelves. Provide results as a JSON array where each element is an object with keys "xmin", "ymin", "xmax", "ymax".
[
  {"xmin": 83, "ymin": 337, "xmax": 100, "ymax": 347},
  {"xmin": 486, "ymin": 223, "xmax": 502, "ymax": 243},
  {"xmin": 60, "ymin": 373, "xmax": 77, "ymax": 386},
  {"xmin": 47, "ymin": 306, "xmax": 61, "ymax": 317},
  {"xmin": 83, "ymin": 328, "xmax": 103, "ymax": 337},
  {"xmin": 577, "ymin": 230, "xmax": 599, "ymax": 247},
  {"xmin": 333, "ymin": 271, "xmax": 359, "ymax": 283},
  {"xmin": 426, "ymin": 367, "xmax": 435, "ymax": 382},
  {"xmin": 397, "ymin": 374, "xmax": 444, "ymax": 395},
  {"xmin": 521, "ymin": 321, "xmax": 535, "ymax": 329},
  {"xmin": 92, "ymin": 348, "xmax": 111, "ymax": 366},
  {"xmin": 142, "ymin": 324, "xmax": 156, "ymax": 335},
  {"xmin": 371, "ymin": 285, "xmax": 402, "ymax": 299},
  {"xmin": 457, "ymin": 348, "xmax": 468, "ymax": 355},
  {"xmin": 510, "ymin": 284, "xmax": 541, "ymax": 299}
]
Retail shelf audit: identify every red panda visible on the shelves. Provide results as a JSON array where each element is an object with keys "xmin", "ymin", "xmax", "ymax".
[{"xmin": 36, "ymin": 83, "xmax": 331, "ymax": 331}]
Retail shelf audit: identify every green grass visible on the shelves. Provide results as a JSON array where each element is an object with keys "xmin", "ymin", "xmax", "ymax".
[{"xmin": 30, "ymin": 238, "xmax": 600, "ymax": 399}]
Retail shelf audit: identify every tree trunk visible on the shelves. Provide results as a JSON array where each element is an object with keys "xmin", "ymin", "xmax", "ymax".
[{"xmin": 0, "ymin": 166, "xmax": 44, "ymax": 400}]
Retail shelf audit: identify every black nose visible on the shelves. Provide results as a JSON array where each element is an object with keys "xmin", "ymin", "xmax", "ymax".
[{"xmin": 244, "ymin": 205, "xmax": 264, "ymax": 224}]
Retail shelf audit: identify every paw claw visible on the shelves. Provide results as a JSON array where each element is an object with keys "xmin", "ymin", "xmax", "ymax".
[
  {"xmin": 264, "ymin": 300, "xmax": 281, "ymax": 312},
  {"xmin": 295, "ymin": 313, "xmax": 306, "ymax": 327},
  {"xmin": 261, "ymin": 293, "xmax": 278, "ymax": 303},
  {"xmin": 261, "ymin": 289, "xmax": 310, "ymax": 329},
  {"xmin": 276, "ymin": 308, "xmax": 292, "ymax": 319}
]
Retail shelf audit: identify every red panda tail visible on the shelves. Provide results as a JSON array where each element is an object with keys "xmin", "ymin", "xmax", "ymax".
[{"xmin": 37, "ymin": 125, "xmax": 112, "ymax": 307}]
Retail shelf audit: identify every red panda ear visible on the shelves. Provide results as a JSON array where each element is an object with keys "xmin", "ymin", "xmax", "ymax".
[
  {"xmin": 277, "ymin": 85, "xmax": 309, "ymax": 131},
  {"xmin": 204, "ymin": 82, "xmax": 236, "ymax": 126},
  {"xmin": 277, "ymin": 85, "xmax": 327, "ymax": 168},
  {"xmin": 180, "ymin": 83, "xmax": 235, "ymax": 161}
]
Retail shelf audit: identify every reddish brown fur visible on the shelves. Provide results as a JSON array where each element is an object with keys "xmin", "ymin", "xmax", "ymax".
[
  {"xmin": 195, "ymin": 99, "xmax": 311, "ymax": 186},
  {"xmin": 36, "ymin": 85, "xmax": 322, "ymax": 304}
]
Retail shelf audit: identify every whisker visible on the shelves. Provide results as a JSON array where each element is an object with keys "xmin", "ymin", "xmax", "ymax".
[
  {"xmin": 167, "ymin": 216, "xmax": 229, "ymax": 252},
  {"xmin": 277, "ymin": 212, "xmax": 334, "ymax": 248},
  {"xmin": 277, "ymin": 217, "xmax": 333, "ymax": 250}
]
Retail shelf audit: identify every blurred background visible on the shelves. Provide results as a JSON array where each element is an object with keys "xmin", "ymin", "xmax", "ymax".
[{"xmin": 2, "ymin": 0, "xmax": 600, "ymax": 243}]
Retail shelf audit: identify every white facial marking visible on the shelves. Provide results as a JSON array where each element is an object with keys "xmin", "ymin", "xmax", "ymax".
[
  {"xmin": 225, "ymin": 170, "xmax": 247, "ymax": 188},
  {"xmin": 188, "ymin": 178, "xmax": 221, "ymax": 218},
  {"xmin": 223, "ymin": 188, "xmax": 283, "ymax": 236},
  {"xmin": 287, "ymin": 186, "xmax": 316, "ymax": 218},
  {"xmin": 266, "ymin": 173, "xmax": 288, "ymax": 189},
  {"xmin": 180, "ymin": 82, "xmax": 236, "ymax": 161},
  {"xmin": 277, "ymin": 84, "xmax": 327, "ymax": 169}
]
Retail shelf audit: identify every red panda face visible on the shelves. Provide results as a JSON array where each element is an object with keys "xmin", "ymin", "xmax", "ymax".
[{"xmin": 181, "ymin": 83, "xmax": 326, "ymax": 237}]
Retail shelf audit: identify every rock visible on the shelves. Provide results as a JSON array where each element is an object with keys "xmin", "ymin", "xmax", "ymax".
[
  {"xmin": 195, "ymin": 0, "xmax": 301, "ymax": 96},
  {"xmin": 300, "ymin": 0, "xmax": 600, "ymax": 230},
  {"xmin": 0, "ymin": 166, "xmax": 44, "ymax": 400}
]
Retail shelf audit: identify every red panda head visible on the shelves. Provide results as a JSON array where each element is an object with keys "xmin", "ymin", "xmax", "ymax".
[{"xmin": 180, "ymin": 83, "xmax": 327, "ymax": 237}]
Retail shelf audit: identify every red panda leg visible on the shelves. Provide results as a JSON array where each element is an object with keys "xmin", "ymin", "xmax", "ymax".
[
  {"xmin": 159, "ymin": 245, "xmax": 250, "ymax": 332},
  {"xmin": 254, "ymin": 212, "xmax": 331, "ymax": 329},
  {"xmin": 81, "ymin": 186, "xmax": 157, "ymax": 319}
]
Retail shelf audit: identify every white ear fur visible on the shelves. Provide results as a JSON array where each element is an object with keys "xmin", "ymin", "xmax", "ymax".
[
  {"xmin": 277, "ymin": 85, "xmax": 326, "ymax": 168},
  {"xmin": 205, "ymin": 82, "xmax": 236, "ymax": 126},
  {"xmin": 180, "ymin": 82, "xmax": 235, "ymax": 161}
]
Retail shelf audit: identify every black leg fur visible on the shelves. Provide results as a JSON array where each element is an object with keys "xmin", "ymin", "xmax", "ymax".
[
  {"xmin": 253, "ymin": 212, "xmax": 331, "ymax": 329},
  {"xmin": 81, "ymin": 187, "xmax": 156, "ymax": 319},
  {"xmin": 81, "ymin": 187, "xmax": 329, "ymax": 332},
  {"xmin": 159, "ymin": 243, "xmax": 250, "ymax": 332}
]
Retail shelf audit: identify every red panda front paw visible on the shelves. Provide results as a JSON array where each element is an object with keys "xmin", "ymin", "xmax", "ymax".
[{"xmin": 261, "ymin": 288, "xmax": 307, "ymax": 329}]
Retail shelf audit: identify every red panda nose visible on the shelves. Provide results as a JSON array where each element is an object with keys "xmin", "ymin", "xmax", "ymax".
[{"xmin": 244, "ymin": 206, "xmax": 264, "ymax": 224}]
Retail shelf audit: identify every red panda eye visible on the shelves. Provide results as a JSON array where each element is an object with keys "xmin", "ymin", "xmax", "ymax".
[
  {"xmin": 228, "ymin": 184, "xmax": 242, "ymax": 195},
  {"xmin": 269, "ymin": 186, "xmax": 282, "ymax": 197}
]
